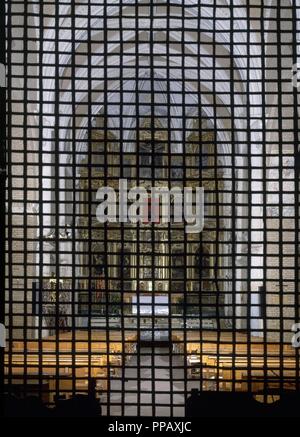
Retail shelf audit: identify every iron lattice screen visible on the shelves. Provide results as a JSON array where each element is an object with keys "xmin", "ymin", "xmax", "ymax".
[{"xmin": 2, "ymin": 0, "xmax": 300, "ymax": 418}]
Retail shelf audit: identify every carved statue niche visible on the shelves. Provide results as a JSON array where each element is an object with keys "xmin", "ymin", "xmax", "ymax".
[
  {"xmin": 42, "ymin": 275, "xmax": 71, "ymax": 332},
  {"xmin": 118, "ymin": 248, "xmax": 131, "ymax": 280},
  {"xmin": 171, "ymin": 245, "xmax": 185, "ymax": 280},
  {"xmin": 195, "ymin": 245, "xmax": 210, "ymax": 280},
  {"xmin": 139, "ymin": 141, "xmax": 165, "ymax": 180},
  {"xmin": 92, "ymin": 243, "xmax": 105, "ymax": 272},
  {"xmin": 92, "ymin": 243, "xmax": 106, "ymax": 302}
]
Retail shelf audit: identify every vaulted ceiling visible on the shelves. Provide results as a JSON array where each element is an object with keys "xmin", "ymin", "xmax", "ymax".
[{"xmin": 9, "ymin": 0, "xmax": 297, "ymax": 162}]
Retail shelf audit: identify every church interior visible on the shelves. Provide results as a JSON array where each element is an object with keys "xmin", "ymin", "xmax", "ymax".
[{"xmin": 2, "ymin": 0, "xmax": 300, "ymax": 417}]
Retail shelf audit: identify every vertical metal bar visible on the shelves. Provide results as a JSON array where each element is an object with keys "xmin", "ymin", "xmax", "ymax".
[{"xmin": 0, "ymin": 0, "xmax": 6, "ymax": 399}]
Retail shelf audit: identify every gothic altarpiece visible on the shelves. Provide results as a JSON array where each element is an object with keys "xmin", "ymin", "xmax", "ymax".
[{"xmin": 76, "ymin": 118, "xmax": 225, "ymax": 330}]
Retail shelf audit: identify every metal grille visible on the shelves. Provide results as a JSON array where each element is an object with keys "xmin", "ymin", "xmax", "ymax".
[{"xmin": 3, "ymin": 0, "xmax": 300, "ymax": 418}]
